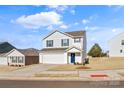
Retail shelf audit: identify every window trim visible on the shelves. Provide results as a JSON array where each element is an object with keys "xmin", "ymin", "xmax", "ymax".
[
  {"xmin": 122, "ymin": 40, "xmax": 124, "ymax": 45},
  {"xmin": 46, "ymin": 40, "xmax": 53, "ymax": 47},
  {"xmin": 74, "ymin": 37, "xmax": 81, "ymax": 43},
  {"xmin": 61, "ymin": 39, "xmax": 69, "ymax": 46}
]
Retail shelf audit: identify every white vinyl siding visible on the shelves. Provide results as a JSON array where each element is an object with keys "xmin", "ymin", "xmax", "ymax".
[
  {"xmin": 43, "ymin": 31, "xmax": 73, "ymax": 48},
  {"xmin": 109, "ymin": 32, "xmax": 124, "ymax": 57},
  {"xmin": 0, "ymin": 57, "xmax": 7, "ymax": 65}
]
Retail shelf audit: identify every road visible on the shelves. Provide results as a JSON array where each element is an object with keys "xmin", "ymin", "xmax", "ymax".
[{"xmin": 0, "ymin": 80, "xmax": 124, "ymax": 88}]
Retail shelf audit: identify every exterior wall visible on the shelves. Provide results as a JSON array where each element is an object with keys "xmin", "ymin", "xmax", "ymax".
[
  {"xmin": 82, "ymin": 32, "xmax": 87, "ymax": 61},
  {"xmin": 40, "ymin": 50, "xmax": 67, "ymax": 64},
  {"xmin": 25, "ymin": 56, "xmax": 39, "ymax": 65},
  {"xmin": 109, "ymin": 33, "xmax": 124, "ymax": 57},
  {"xmin": 72, "ymin": 38, "xmax": 83, "ymax": 49},
  {"xmin": 0, "ymin": 57, "xmax": 7, "ymax": 65},
  {"xmin": 43, "ymin": 31, "xmax": 73, "ymax": 48}
]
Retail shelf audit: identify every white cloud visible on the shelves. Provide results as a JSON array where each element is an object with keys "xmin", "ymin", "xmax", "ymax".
[
  {"xmin": 85, "ymin": 26, "xmax": 100, "ymax": 31},
  {"xmin": 70, "ymin": 10, "xmax": 75, "ymax": 15},
  {"xmin": 82, "ymin": 19, "xmax": 90, "ymax": 25},
  {"xmin": 108, "ymin": 5, "xmax": 124, "ymax": 12},
  {"xmin": 47, "ymin": 25, "xmax": 53, "ymax": 30},
  {"xmin": 74, "ymin": 22, "xmax": 79, "ymax": 25},
  {"xmin": 47, "ymin": 5, "xmax": 68, "ymax": 12},
  {"xmin": 59, "ymin": 24, "xmax": 68, "ymax": 29},
  {"xmin": 14, "ymin": 11, "xmax": 63, "ymax": 29},
  {"xmin": 82, "ymin": 15, "xmax": 98, "ymax": 25}
]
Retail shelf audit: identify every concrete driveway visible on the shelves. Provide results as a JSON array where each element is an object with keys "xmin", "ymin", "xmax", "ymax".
[{"xmin": 0, "ymin": 64, "xmax": 57, "ymax": 77}]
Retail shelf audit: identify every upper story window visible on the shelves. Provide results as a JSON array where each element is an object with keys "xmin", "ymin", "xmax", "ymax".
[
  {"xmin": 74, "ymin": 37, "xmax": 81, "ymax": 43},
  {"xmin": 61, "ymin": 39, "xmax": 69, "ymax": 46},
  {"xmin": 46, "ymin": 40, "xmax": 53, "ymax": 47},
  {"xmin": 121, "ymin": 40, "xmax": 124, "ymax": 45}
]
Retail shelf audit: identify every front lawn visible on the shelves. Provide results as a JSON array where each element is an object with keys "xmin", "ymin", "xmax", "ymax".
[
  {"xmin": 0, "ymin": 65, "xmax": 22, "ymax": 73},
  {"xmin": 35, "ymin": 73, "xmax": 78, "ymax": 77},
  {"xmin": 48, "ymin": 57, "xmax": 124, "ymax": 71}
]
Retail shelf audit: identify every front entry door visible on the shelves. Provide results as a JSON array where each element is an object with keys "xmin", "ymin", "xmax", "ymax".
[{"xmin": 71, "ymin": 53, "xmax": 75, "ymax": 64}]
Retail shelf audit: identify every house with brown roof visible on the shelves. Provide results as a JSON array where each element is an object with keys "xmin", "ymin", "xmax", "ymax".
[
  {"xmin": 5, "ymin": 48, "xmax": 39, "ymax": 66},
  {"xmin": 39, "ymin": 30, "xmax": 87, "ymax": 64}
]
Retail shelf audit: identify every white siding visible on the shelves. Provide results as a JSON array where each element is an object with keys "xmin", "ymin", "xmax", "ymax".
[
  {"xmin": 109, "ymin": 32, "xmax": 124, "ymax": 57},
  {"xmin": 40, "ymin": 50, "xmax": 67, "ymax": 64},
  {"xmin": 43, "ymin": 31, "xmax": 73, "ymax": 48},
  {"xmin": 0, "ymin": 57, "xmax": 7, "ymax": 65},
  {"xmin": 7, "ymin": 49, "xmax": 25, "ymax": 65},
  {"xmin": 72, "ymin": 38, "xmax": 83, "ymax": 49}
]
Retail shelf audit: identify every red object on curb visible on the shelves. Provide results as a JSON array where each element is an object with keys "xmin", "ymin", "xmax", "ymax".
[{"xmin": 90, "ymin": 74, "xmax": 108, "ymax": 77}]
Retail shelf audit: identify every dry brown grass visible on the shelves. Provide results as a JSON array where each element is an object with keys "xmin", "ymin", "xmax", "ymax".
[
  {"xmin": 49, "ymin": 57, "xmax": 124, "ymax": 71},
  {"xmin": 0, "ymin": 65, "xmax": 22, "ymax": 73},
  {"xmin": 35, "ymin": 73, "xmax": 78, "ymax": 77}
]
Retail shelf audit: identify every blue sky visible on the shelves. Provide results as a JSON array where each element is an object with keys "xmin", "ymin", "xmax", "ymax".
[{"xmin": 0, "ymin": 5, "xmax": 124, "ymax": 51}]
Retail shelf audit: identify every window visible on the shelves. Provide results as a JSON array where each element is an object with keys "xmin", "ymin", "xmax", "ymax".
[
  {"xmin": 46, "ymin": 40, "xmax": 53, "ymax": 47},
  {"xmin": 74, "ymin": 38, "xmax": 81, "ymax": 43},
  {"xmin": 122, "ymin": 40, "xmax": 124, "ymax": 45},
  {"xmin": 12, "ymin": 57, "xmax": 17, "ymax": 63},
  {"xmin": 61, "ymin": 39, "xmax": 69, "ymax": 46},
  {"xmin": 120, "ymin": 49, "xmax": 123, "ymax": 53},
  {"xmin": 18, "ymin": 57, "xmax": 23, "ymax": 63}
]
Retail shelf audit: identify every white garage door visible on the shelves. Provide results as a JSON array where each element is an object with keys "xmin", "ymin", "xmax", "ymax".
[
  {"xmin": 41, "ymin": 51, "xmax": 65, "ymax": 64},
  {"xmin": 0, "ymin": 57, "xmax": 7, "ymax": 65}
]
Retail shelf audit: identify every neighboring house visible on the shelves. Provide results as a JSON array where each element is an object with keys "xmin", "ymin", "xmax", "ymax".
[
  {"xmin": 39, "ymin": 30, "xmax": 87, "ymax": 64},
  {"xmin": 6, "ymin": 48, "xmax": 39, "ymax": 66},
  {"xmin": 0, "ymin": 42, "xmax": 15, "ymax": 65},
  {"xmin": 109, "ymin": 32, "xmax": 124, "ymax": 57}
]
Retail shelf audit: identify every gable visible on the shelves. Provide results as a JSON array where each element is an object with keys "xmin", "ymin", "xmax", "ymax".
[
  {"xmin": 109, "ymin": 32, "xmax": 124, "ymax": 44},
  {"xmin": 43, "ymin": 30, "xmax": 73, "ymax": 40},
  {"xmin": 7, "ymin": 49, "xmax": 24, "ymax": 57},
  {"xmin": 66, "ymin": 47, "xmax": 81, "ymax": 53}
]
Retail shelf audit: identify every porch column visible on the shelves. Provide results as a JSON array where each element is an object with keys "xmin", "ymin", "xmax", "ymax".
[{"xmin": 67, "ymin": 52, "xmax": 69, "ymax": 64}]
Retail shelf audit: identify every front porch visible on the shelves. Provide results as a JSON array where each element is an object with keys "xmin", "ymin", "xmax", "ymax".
[{"xmin": 65, "ymin": 47, "xmax": 83, "ymax": 64}]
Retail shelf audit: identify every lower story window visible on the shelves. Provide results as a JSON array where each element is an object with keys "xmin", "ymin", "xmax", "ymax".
[
  {"xmin": 18, "ymin": 57, "xmax": 23, "ymax": 63},
  {"xmin": 120, "ymin": 49, "xmax": 123, "ymax": 53}
]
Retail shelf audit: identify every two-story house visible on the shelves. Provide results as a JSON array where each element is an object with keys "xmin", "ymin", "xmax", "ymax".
[{"xmin": 39, "ymin": 30, "xmax": 87, "ymax": 64}]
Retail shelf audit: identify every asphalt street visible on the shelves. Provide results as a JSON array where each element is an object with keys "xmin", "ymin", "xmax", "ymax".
[{"xmin": 0, "ymin": 80, "xmax": 124, "ymax": 88}]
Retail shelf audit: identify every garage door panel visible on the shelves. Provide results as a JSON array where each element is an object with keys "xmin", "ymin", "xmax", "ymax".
[{"xmin": 42, "ymin": 52, "xmax": 65, "ymax": 64}]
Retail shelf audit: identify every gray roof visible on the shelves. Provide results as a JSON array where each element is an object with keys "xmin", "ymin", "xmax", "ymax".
[
  {"xmin": 18, "ymin": 48, "xmax": 39, "ymax": 56},
  {"xmin": 0, "ymin": 42, "xmax": 16, "ymax": 53},
  {"xmin": 65, "ymin": 30, "xmax": 85, "ymax": 37}
]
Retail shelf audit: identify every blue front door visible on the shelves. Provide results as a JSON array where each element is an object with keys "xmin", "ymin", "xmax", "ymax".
[{"xmin": 71, "ymin": 53, "xmax": 75, "ymax": 64}]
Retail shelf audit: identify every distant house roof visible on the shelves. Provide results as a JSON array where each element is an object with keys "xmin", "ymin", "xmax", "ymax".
[
  {"xmin": 65, "ymin": 30, "xmax": 85, "ymax": 37},
  {"xmin": 0, "ymin": 42, "xmax": 16, "ymax": 53},
  {"xmin": 18, "ymin": 48, "xmax": 39, "ymax": 56},
  {"xmin": 41, "ymin": 48, "xmax": 68, "ymax": 51}
]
